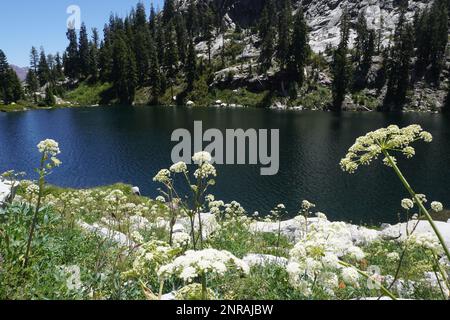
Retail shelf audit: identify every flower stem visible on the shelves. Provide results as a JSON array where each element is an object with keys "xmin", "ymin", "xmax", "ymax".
[
  {"xmin": 339, "ymin": 261, "xmax": 397, "ymax": 300},
  {"xmin": 384, "ymin": 151, "xmax": 450, "ymax": 262},
  {"xmin": 201, "ymin": 273, "xmax": 208, "ymax": 300},
  {"xmin": 23, "ymin": 155, "xmax": 45, "ymax": 268}
]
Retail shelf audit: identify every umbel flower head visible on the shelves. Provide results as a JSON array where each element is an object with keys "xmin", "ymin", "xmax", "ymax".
[
  {"xmin": 340, "ymin": 125, "xmax": 433, "ymax": 173},
  {"xmin": 37, "ymin": 139, "xmax": 60, "ymax": 156}
]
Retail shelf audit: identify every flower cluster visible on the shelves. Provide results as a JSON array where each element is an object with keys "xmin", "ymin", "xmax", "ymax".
[
  {"xmin": 401, "ymin": 199, "xmax": 414, "ymax": 210},
  {"xmin": 158, "ymin": 249, "xmax": 249, "ymax": 283},
  {"xmin": 340, "ymin": 125, "xmax": 433, "ymax": 173},
  {"xmin": 431, "ymin": 201, "xmax": 443, "ymax": 213},
  {"xmin": 170, "ymin": 162, "xmax": 187, "ymax": 174},
  {"xmin": 406, "ymin": 232, "xmax": 444, "ymax": 255},
  {"xmin": 286, "ymin": 217, "xmax": 365, "ymax": 296},
  {"xmin": 153, "ymin": 169, "xmax": 171, "ymax": 184},
  {"xmin": 37, "ymin": 139, "xmax": 60, "ymax": 156},
  {"xmin": 192, "ymin": 151, "xmax": 212, "ymax": 164},
  {"xmin": 125, "ymin": 240, "xmax": 179, "ymax": 278},
  {"xmin": 172, "ymin": 232, "xmax": 191, "ymax": 248}
]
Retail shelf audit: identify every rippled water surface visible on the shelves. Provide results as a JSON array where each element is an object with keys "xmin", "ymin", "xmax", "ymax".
[{"xmin": 1, "ymin": 106, "xmax": 449, "ymax": 224}]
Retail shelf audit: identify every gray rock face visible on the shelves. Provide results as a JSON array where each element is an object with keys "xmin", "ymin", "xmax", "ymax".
[
  {"xmin": 0, "ymin": 180, "xmax": 18, "ymax": 207},
  {"xmin": 182, "ymin": 0, "xmax": 431, "ymax": 52}
]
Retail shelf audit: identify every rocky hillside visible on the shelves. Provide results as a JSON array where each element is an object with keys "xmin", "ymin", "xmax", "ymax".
[{"xmin": 177, "ymin": 0, "xmax": 430, "ymax": 52}]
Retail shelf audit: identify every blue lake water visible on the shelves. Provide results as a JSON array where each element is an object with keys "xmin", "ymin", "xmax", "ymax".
[{"xmin": 1, "ymin": 106, "xmax": 449, "ymax": 224}]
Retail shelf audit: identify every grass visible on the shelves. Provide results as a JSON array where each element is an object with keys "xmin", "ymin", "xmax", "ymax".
[
  {"xmin": 0, "ymin": 101, "xmax": 39, "ymax": 112},
  {"xmin": 65, "ymin": 82, "xmax": 113, "ymax": 106},
  {"xmin": 1, "ymin": 182, "xmax": 447, "ymax": 300}
]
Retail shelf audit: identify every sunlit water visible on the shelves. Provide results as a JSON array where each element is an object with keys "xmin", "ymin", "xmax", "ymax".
[{"xmin": 1, "ymin": 106, "xmax": 449, "ymax": 224}]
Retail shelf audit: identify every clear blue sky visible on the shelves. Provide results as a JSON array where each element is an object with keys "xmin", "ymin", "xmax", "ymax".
[{"xmin": 0, "ymin": 0, "xmax": 163, "ymax": 67}]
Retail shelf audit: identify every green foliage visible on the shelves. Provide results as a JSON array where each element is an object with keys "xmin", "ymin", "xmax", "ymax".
[
  {"xmin": 44, "ymin": 86, "xmax": 56, "ymax": 106},
  {"xmin": 331, "ymin": 9, "xmax": 351, "ymax": 111},
  {"xmin": 0, "ymin": 50, "xmax": 23, "ymax": 105},
  {"xmin": 66, "ymin": 82, "xmax": 112, "ymax": 105},
  {"xmin": 383, "ymin": 10, "xmax": 415, "ymax": 111}
]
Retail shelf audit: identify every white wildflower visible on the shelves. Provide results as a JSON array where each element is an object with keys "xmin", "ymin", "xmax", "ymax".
[
  {"xmin": 401, "ymin": 199, "xmax": 414, "ymax": 210},
  {"xmin": 192, "ymin": 151, "xmax": 212, "ymax": 164},
  {"xmin": 37, "ymin": 139, "xmax": 60, "ymax": 156},
  {"xmin": 170, "ymin": 161, "xmax": 187, "ymax": 173},
  {"xmin": 341, "ymin": 267, "xmax": 360, "ymax": 287},
  {"xmin": 431, "ymin": 201, "xmax": 443, "ymax": 213},
  {"xmin": 153, "ymin": 169, "xmax": 171, "ymax": 183}
]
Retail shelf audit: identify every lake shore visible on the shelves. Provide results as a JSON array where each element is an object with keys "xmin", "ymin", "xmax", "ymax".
[{"xmin": 0, "ymin": 101, "xmax": 445, "ymax": 114}]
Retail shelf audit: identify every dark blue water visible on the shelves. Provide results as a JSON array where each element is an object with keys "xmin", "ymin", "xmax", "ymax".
[{"xmin": 1, "ymin": 106, "xmax": 449, "ymax": 224}]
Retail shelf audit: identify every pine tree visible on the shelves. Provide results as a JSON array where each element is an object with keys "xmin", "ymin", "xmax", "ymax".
[
  {"xmin": 331, "ymin": 9, "xmax": 351, "ymax": 111},
  {"xmin": 79, "ymin": 23, "xmax": 90, "ymax": 78},
  {"xmin": 175, "ymin": 15, "xmax": 188, "ymax": 65},
  {"xmin": 30, "ymin": 47, "xmax": 39, "ymax": 73},
  {"xmin": 186, "ymin": 0, "xmax": 199, "ymax": 37},
  {"xmin": 44, "ymin": 85, "xmax": 56, "ymax": 106},
  {"xmin": 163, "ymin": 0, "xmax": 176, "ymax": 25},
  {"xmin": 54, "ymin": 52, "xmax": 64, "ymax": 80},
  {"xmin": 164, "ymin": 22, "xmax": 179, "ymax": 98},
  {"xmin": 259, "ymin": 27, "xmax": 275, "ymax": 73},
  {"xmin": 88, "ymin": 28, "xmax": 100, "ymax": 81},
  {"xmin": 185, "ymin": 39, "xmax": 197, "ymax": 91},
  {"xmin": 37, "ymin": 48, "xmax": 50, "ymax": 86},
  {"xmin": 290, "ymin": 8, "xmax": 310, "ymax": 86},
  {"xmin": 429, "ymin": 0, "xmax": 448, "ymax": 85},
  {"xmin": 135, "ymin": 2, "xmax": 147, "ymax": 28},
  {"xmin": 353, "ymin": 14, "xmax": 375, "ymax": 90},
  {"xmin": 149, "ymin": 3, "xmax": 157, "ymax": 37},
  {"xmin": 112, "ymin": 33, "xmax": 137, "ymax": 104},
  {"xmin": 258, "ymin": 0, "xmax": 276, "ymax": 41},
  {"xmin": 384, "ymin": 10, "xmax": 414, "ymax": 111},
  {"xmin": 276, "ymin": 0, "xmax": 293, "ymax": 71},
  {"xmin": 65, "ymin": 28, "xmax": 80, "ymax": 81},
  {"xmin": 204, "ymin": 8, "xmax": 215, "ymax": 65},
  {"xmin": 26, "ymin": 70, "xmax": 39, "ymax": 102}
]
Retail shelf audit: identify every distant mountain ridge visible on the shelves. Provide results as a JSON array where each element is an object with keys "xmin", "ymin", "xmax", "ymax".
[{"xmin": 10, "ymin": 65, "xmax": 28, "ymax": 82}]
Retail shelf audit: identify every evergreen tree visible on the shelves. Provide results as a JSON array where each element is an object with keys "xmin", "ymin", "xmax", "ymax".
[
  {"xmin": 204, "ymin": 8, "xmax": 215, "ymax": 64},
  {"xmin": 429, "ymin": 0, "xmax": 448, "ymax": 85},
  {"xmin": 276, "ymin": 0, "xmax": 293, "ymax": 71},
  {"xmin": 37, "ymin": 48, "xmax": 50, "ymax": 86},
  {"xmin": 26, "ymin": 70, "xmax": 39, "ymax": 102},
  {"xmin": 65, "ymin": 28, "xmax": 80, "ymax": 81},
  {"xmin": 135, "ymin": 2, "xmax": 147, "ymax": 28},
  {"xmin": 384, "ymin": 10, "xmax": 414, "ymax": 111},
  {"xmin": 30, "ymin": 47, "xmax": 39, "ymax": 73},
  {"xmin": 44, "ymin": 85, "xmax": 56, "ymax": 106},
  {"xmin": 163, "ymin": 0, "xmax": 176, "ymax": 25},
  {"xmin": 112, "ymin": 33, "xmax": 137, "ymax": 104},
  {"xmin": 414, "ymin": 0, "xmax": 448, "ymax": 85},
  {"xmin": 0, "ymin": 50, "xmax": 23, "ymax": 104},
  {"xmin": 88, "ymin": 28, "xmax": 100, "ymax": 81},
  {"xmin": 258, "ymin": 0, "xmax": 276, "ymax": 41},
  {"xmin": 331, "ymin": 9, "xmax": 351, "ymax": 111},
  {"xmin": 186, "ymin": 0, "xmax": 199, "ymax": 37},
  {"xmin": 5, "ymin": 68, "xmax": 23, "ymax": 104},
  {"xmin": 54, "ymin": 53, "xmax": 64, "ymax": 80},
  {"xmin": 164, "ymin": 22, "xmax": 179, "ymax": 97},
  {"xmin": 149, "ymin": 3, "xmax": 157, "ymax": 37},
  {"xmin": 175, "ymin": 15, "xmax": 188, "ymax": 65},
  {"xmin": 185, "ymin": 39, "xmax": 197, "ymax": 91},
  {"xmin": 79, "ymin": 23, "xmax": 90, "ymax": 78},
  {"xmin": 259, "ymin": 27, "xmax": 275, "ymax": 73},
  {"xmin": 290, "ymin": 8, "xmax": 310, "ymax": 86},
  {"xmin": 353, "ymin": 14, "xmax": 375, "ymax": 90}
]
